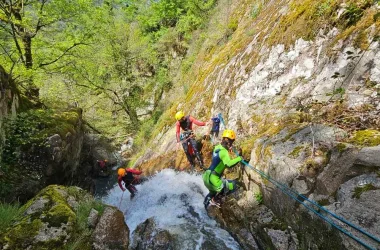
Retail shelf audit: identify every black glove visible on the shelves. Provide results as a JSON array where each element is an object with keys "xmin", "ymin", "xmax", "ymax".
[{"xmin": 238, "ymin": 148, "xmax": 243, "ymax": 156}]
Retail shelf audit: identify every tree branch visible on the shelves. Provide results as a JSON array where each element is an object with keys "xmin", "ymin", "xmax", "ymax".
[{"xmin": 38, "ymin": 42, "xmax": 88, "ymax": 67}]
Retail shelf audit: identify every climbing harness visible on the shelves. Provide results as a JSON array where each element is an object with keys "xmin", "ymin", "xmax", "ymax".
[{"xmin": 235, "ymin": 148, "xmax": 380, "ymax": 250}]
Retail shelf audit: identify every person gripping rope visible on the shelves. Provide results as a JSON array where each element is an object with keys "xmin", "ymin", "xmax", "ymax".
[
  {"xmin": 202, "ymin": 129, "xmax": 243, "ymax": 209},
  {"xmin": 175, "ymin": 111, "xmax": 207, "ymax": 170},
  {"xmin": 117, "ymin": 168, "xmax": 143, "ymax": 199}
]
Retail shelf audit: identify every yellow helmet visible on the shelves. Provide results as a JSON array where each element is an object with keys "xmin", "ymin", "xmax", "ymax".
[
  {"xmin": 175, "ymin": 111, "xmax": 185, "ymax": 121},
  {"xmin": 222, "ymin": 129, "xmax": 236, "ymax": 140},
  {"xmin": 117, "ymin": 168, "xmax": 126, "ymax": 177}
]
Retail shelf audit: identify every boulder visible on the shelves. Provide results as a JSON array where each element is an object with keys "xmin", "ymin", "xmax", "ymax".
[
  {"xmin": 130, "ymin": 218, "xmax": 173, "ymax": 250},
  {"xmin": 92, "ymin": 207, "xmax": 129, "ymax": 250},
  {"xmin": 0, "ymin": 185, "xmax": 128, "ymax": 250}
]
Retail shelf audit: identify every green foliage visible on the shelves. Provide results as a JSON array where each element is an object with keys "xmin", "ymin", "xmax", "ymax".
[
  {"xmin": 134, "ymin": 119, "xmax": 155, "ymax": 150},
  {"xmin": 0, "ymin": 0, "xmax": 100, "ymax": 94},
  {"xmin": 0, "ymin": 202, "xmax": 21, "ymax": 235},
  {"xmin": 75, "ymin": 200, "xmax": 105, "ymax": 232},
  {"xmin": 315, "ymin": 0, "xmax": 334, "ymax": 17},
  {"xmin": 341, "ymin": 2, "xmax": 365, "ymax": 27},
  {"xmin": 2, "ymin": 108, "xmax": 79, "ymax": 159},
  {"xmin": 254, "ymin": 192, "xmax": 263, "ymax": 204},
  {"xmin": 67, "ymin": 197, "xmax": 105, "ymax": 249},
  {"xmin": 251, "ymin": 2, "xmax": 263, "ymax": 18},
  {"xmin": 352, "ymin": 184, "xmax": 377, "ymax": 199}
]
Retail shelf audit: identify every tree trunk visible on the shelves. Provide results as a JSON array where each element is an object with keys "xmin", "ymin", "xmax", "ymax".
[{"xmin": 23, "ymin": 36, "xmax": 33, "ymax": 69}]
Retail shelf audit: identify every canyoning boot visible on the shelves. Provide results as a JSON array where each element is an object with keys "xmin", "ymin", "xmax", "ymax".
[{"xmin": 204, "ymin": 196, "xmax": 212, "ymax": 210}]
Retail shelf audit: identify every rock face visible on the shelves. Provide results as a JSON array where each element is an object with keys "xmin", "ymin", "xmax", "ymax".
[
  {"xmin": 127, "ymin": 0, "xmax": 380, "ymax": 249},
  {"xmin": 92, "ymin": 207, "xmax": 129, "ymax": 250},
  {"xmin": 130, "ymin": 218, "xmax": 173, "ymax": 250},
  {"xmin": 235, "ymin": 124, "xmax": 380, "ymax": 249},
  {"xmin": 0, "ymin": 108, "xmax": 90, "ymax": 203},
  {"xmin": 81, "ymin": 134, "xmax": 118, "ymax": 178},
  {"xmin": 0, "ymin": 185, "xmax": 129, "ymax": 250}
]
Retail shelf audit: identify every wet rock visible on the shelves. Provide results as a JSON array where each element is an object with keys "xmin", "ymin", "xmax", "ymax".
[
  {"xmin": 92, "ymin": 206, "xmax": 129, "ymax": 250},
  {"xmin": 130, "ymin": 218, "xmax": 173, "ymax": 250}
]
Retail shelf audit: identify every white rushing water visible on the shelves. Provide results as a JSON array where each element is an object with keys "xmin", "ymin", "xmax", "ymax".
[{"xmin": 101, "ymin": 169, "xmax": 241, "ymax": 249}]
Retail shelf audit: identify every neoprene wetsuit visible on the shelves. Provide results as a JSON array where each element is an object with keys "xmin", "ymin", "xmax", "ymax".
[
  {"xmin": 175, "ymin": 115, "xmax": 205, "ymax": 168},
  {"xmin": 118, "ymin": 168, "xmax": 142, "ymax": 196},
  {"xmin": 202, "ymin": 144, "xmax": 241, "ymax": 208}
]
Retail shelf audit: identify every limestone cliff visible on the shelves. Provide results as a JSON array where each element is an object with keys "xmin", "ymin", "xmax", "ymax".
[{"xmin": 134, "ymin": 0, "xmax": 380, "ymax": 249}]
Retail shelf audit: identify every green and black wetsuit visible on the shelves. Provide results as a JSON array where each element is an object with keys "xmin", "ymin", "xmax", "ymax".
[{"xmin": 203, "ymin": 144, "xmax": 242, "ymax": 199}]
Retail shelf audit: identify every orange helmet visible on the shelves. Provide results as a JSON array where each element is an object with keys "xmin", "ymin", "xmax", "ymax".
[
  {"xmin": 117, "ymin": 168, "xmax": 126, "ymax": 177},
  {"xmin": 222, "ymin": 129, "xmax": 236, "ymax": 140}
]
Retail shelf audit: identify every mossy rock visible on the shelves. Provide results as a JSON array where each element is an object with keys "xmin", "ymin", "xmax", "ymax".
[
  {"xmin": 349, "ymin": 129, "xmax": 380, "ymax": 147},
  {"xmin": 0, "ymin": 185, "xmax": 90, "ymax": 250}
]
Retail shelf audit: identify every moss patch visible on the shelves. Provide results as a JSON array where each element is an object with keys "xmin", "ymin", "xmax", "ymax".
[
  {"xmin": 43, "ymin": 204, "xmax": 76, "ymax": 227},
  {"xmin": 289, "ymin": 146, "xmax": 304, "ymax": 158},
  {"xmin": 2, "ymin": 218, "xmax": 42, "ymax": 248},
  {"xmin": 352, "ymin": 183, "xmax": 378, "ymax": 199},
  {"xmin": 349, "ymin": 129, "xmax": 380, "ymax": 147},
  {"xmin": 336, "ymin": 143, "xmax": 347, "ymax": 153},
  {"xmin": 268, "ymin": 0, "xmax": 340, "ymax": 47}
]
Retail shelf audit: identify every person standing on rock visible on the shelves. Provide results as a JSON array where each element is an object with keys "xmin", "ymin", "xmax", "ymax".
[
  {"xmin": 117, "ymin": 168, "xmax": 143, "ymax": 199},
  {"xmin": 210, "ymin": 114, "xmax": 221, "ymax": 143},
  {"xmin": 175, "ymin": 110, "xmax": 208, "ymax": 170},
  {"xmin": 202, "ymin": 129, "xmax": 243, "ymax": 209}
]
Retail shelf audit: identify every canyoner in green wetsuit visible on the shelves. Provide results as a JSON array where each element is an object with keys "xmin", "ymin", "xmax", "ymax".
[{"xmin": 202, "ymin": 129, "xmax": 243, "ymax": 210}]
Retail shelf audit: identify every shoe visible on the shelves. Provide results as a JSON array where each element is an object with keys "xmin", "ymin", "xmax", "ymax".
[{"xmin": 204, "ymin": 196, "xmax": 212, "ymax": 210}]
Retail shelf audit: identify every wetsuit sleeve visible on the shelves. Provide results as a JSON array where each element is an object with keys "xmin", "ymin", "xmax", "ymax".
[
  {"xmin": 189, "ymin": 116, "xmax": 206, "ymax": 126},
  {"xmin": 219, "ymin": 149, "xmax": 242, "ymax": 168},
  {"xmin": 118, "ymin": 176, "xmax": 125, "ymax": 191},
  {"xmin": 176, "ymin": 121, "xmax": 181, "ymax": 142},
  {"xmin": 126, "ymin": 168, "xmax": 142, "ymax": 175}
]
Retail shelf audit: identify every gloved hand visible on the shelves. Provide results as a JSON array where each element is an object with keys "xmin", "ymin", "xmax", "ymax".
[{"xmin": 238, "ymin": 148, "xmax": 243, "ymax": 156}]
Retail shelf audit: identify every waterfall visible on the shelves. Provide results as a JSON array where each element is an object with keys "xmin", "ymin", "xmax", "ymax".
[{"xmin": 101, "ymin": 169, "xmax": 241, "ymax": 249}]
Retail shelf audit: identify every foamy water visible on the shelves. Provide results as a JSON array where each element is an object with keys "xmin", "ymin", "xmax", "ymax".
[{"xmin": 101, "ymin": 169, "xmax": 241, "ymax": 249}]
